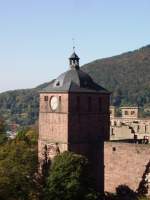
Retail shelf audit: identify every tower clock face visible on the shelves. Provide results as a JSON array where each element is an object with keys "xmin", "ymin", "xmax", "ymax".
[{"xmin": 50, "ymin": 96, "xmax": 59, "ymax": 111}]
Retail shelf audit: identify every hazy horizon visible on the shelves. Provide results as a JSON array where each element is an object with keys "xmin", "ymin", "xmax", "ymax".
[{"xmin": 0, "ymin": 0, "xmax": 150, "ymax": 93}]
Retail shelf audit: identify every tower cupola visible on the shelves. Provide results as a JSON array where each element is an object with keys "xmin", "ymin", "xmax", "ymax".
[{"xmin": 69, "ymin": 49, "xmax": 80, "ymax": 70}]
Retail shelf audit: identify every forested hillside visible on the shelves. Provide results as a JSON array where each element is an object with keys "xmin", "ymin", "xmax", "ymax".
[
  {"xmin": 0, "ymin": 82, "xmax": 50, "ymax": 126},
  {"xmin": 82, "ymin": 45, "xmax": 150, "ymax": 107},
  {"xmin": 0, "ymin": 45, "xmax": 150, "ymax": 126}
]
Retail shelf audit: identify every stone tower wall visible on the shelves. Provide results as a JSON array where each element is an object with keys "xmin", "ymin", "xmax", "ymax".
[
  {"xmin": 38, "ymin": 93, "xmax": 69, "ymax": 163},
  {"xmin": 68, "ymin": 93, "xmax": 110, "ymax": 191},
  {"xmin": 68, "ymin": 93, "xmax": 110, "ymax": 143},
  {"xmin": 104, "ymin": 142, "xmax": 150, "ymax": 193}
]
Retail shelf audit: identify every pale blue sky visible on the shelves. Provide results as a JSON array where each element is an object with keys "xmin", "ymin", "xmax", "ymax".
[{"xmin": 0, "ymin": 0, "xmax": 150, "ymax": 92}]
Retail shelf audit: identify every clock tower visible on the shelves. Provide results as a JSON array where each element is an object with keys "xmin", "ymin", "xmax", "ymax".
[{"xmin": 38, "ymin": 50, "xmax": 110, "ymax": 191}]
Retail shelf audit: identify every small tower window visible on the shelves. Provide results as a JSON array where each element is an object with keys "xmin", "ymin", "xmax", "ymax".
[
  {"xmin": 112, "ymin": 147, "xmax": 116, "ymax": 152},
  {"xmin": 44, "ymin": 96, "xmax": 48, "ymax": 101},
  {"xmin": 131, "ymin": 111, "xmax": 135, "ymax": 115},
  {"xmin": 88, "ymin": 97, "xmax": 92, "ymax": 112}
]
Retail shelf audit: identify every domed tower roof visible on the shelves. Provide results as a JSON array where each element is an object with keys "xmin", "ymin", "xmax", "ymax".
[
  {"xmin": 69, "ymin": 52, "xmax": 79, "ymax": 59},
  {"xmin": 42, "ymin": 51, "xmax": 109, "ymax": 93}
]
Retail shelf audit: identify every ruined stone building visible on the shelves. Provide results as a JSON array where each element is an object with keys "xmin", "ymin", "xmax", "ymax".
[
  {"xmin": 38, "ymin": 51, "xmax": 150, "ymax": 195},
  {"xmin": 110, "ymin": 106, "xmax": 150, "ymax": 142}
]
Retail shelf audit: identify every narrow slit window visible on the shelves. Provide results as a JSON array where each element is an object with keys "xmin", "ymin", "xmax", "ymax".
[
  {"xmin": 59, "ymin": 96, "xmax": 61, "ymax": 109},
  {"xmin": 59, "ymin": 96, "xmax": 61, "ymax": 102}
]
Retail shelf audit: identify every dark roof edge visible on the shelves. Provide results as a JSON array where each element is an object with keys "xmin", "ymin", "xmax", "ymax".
[{"xmin": 40, "ymin": 90, "xmax": 110, "ymax": 94}]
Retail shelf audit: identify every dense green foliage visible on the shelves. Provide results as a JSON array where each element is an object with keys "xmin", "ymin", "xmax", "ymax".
[
  {"xmin": 0, "ymin": 118, "xmax": 5, "ymax": 134},
  {"xmin": 0, "ymin": 118, "xmax": 7, "ymax": 144},
  {"xmin": 43, "ymin": 151, "xmax": 99, "ymax": 200},
  {"xmin": 0, "ymin": 126, "xmax": 38, "ymax": 200},
  {"xmin": 0, "ymin": 45, "xmax": 150, "ymax": 126}
]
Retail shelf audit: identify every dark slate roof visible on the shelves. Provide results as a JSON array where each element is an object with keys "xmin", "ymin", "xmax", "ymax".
[
  {"xmin": 69, "ymin": 52, "xmax": 80, "ymax": 59},
  {"xmin": 42, "ymin": 68, "xmax": 109, "ymax": 94}
]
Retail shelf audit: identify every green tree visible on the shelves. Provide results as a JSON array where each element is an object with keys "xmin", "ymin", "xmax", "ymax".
[
  {"xmin": 43, "ymin": 151, "xmax": 99, "ymax": 200},
  {"xmin": 0, "ymin": 126, "xmax": 38, "ymax": 200}
]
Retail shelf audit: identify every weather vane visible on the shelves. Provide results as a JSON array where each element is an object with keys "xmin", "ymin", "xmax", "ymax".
[{"xmin": 72, "ymin": 38, "xmax": 75, "ymax": 52}]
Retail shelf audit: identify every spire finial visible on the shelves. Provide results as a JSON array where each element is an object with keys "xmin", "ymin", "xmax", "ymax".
[{"xmin": 72, "ymin": 38, "xmax": 75, "ymax": 52}]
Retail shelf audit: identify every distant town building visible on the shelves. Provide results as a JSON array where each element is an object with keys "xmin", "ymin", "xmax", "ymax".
[{"xmin": 6, "ymin": 123, "xmax": 19, "ymax": 139}]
